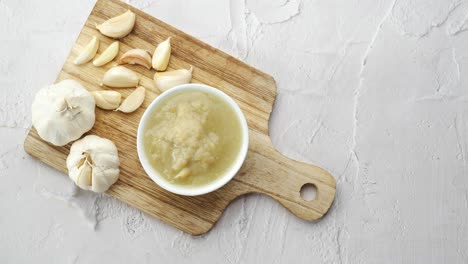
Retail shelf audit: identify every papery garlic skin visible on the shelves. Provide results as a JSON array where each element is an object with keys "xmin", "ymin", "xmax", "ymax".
[
  {"xmin": 74, "ymin": 36, "xmax": 99, "ymax": 65},
  {"xmin": 102, "ymin": 66, "xmax": 139, "ymax": 88},
  {"xmin": 96, "ymin": 10, "xmax": 136, "ymax": 39},
  {"xmin": 153, "ymin": 67, "xmax": 192, "ymax": 92},
  {"xmin": 119, "ymin": 49, "xmax": 152, "ymax": 69},
  {"xmin": 32, "ymin": 79, "xmax": 96, "ymax": 146},
  {"xmin": 152, "ymin": 37, "xmax": 171, "ymax": 71},
  {"xmin": 93, "ymin": 41, "xmax": 119, "ymax": 66},
  {"xmin": 116, "ymin": 86, "xmax": 145, "ymax": 113},
  {"xmin": 91, "ymin": 90, "xmax": 122, "ymax": 110},
  {"xmin": 67, "ymin": 135, "xmax": 120, "ymax": 193}
]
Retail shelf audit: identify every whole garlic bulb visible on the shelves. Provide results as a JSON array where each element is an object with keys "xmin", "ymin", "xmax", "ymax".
[
  {"xmin": 32, "ymin": 79, "xmax": 95, "ymax": 146},
  {"xmin": 66, "ymin": 135, "xmax": 120, "ymax": 193}
]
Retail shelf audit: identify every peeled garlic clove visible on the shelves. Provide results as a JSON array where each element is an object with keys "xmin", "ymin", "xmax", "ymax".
[
  {"xmin": 153, "ymin": 66, "xmax": 192, "ymax": 92},
  {"xmin": 96, "ymin": 10, "xmax": 136, "ymax": 39},
  {"xmin": 118, "ymin": 49, "xmax": 152, "ymax": 69},
  {"xmin": 102, "ymin": 66, "xmax": 139, "ymax": 88},
  {"xmin": 152, "ymin": 37, "xmax": 171, "ymax": 71},
  {"xmin": 91, "ymin": 90, "xmax": 122, "ymax": 110},
  {"xmin": 116, "ymin": 86, "xmax": 145, "ymax": 113},
  {"xmin": 93, "ymin": 41, "xmax": 119, "ymax": 66},
  {"xmin": 74, "ymin": 36, "xmax": 99, "ymax": 65}
]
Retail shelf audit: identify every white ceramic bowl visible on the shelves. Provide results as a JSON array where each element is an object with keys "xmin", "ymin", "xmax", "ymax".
[{"xmin": 137, "ymin": 83, "xmax": 249, "ymax": 196}]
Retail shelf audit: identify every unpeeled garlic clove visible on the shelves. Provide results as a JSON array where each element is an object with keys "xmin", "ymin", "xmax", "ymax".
[
  {"xmin": 152, "ymin": 37, "xmax": 171, "ymax": 71},
  {"xmin": 118, "ymin": 49, "xmax": 152, "ymax": 69},
  {"xmin": 76, "ymin": 163, "xmax": 92, "ymax": 188},
  {"xmin": 116, "ymin": 86, "xmax": 145, "ymax": 113},
  {"xmin": 153, "ymin": 66, "xmax": 193, "ymax": 92},
  {"xmin": 74, "ymin": 36, "xmax": 99, "ymax": 65},
  {"xmin": 91, "ymin": 90, "xmax": 122, "ymax": 110},
  {"xmin": 76, "ymin": 154, "xmax": 93, "ymax": 188},
  {"xmin": 96, "ymin": 10, "xmax": 136, "ymax": 39},
  {"xmin": 102, "ymin": 66, "xmax": 139, "ymax": 88},
  {"xmin": 93, "ymin": 41, "xmax": 119, "ymax": 66}
]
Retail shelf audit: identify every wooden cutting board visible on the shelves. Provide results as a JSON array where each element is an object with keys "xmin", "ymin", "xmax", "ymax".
[{"xmin": 24, "ymin": 0, "xmax": 336, "ymax": 235}]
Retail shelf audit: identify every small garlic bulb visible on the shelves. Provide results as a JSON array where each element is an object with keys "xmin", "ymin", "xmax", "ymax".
[
  {"xmin": 66, "ymin": 135, "xmax": 120, "ymax": 193},
  {"xmin": 32, "ymin": 79, "xmax": 95, "ymax": 146}
]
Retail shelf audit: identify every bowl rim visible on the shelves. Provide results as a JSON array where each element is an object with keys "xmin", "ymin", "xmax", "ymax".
[{"xmin": 136, "ymin": 83, "xmax": 249, "ymax": 196}]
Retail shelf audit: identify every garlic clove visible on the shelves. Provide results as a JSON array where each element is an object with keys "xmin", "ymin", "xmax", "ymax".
[
  {"xmin": 76, "ymin": 161, "xmax": 93, "ymax": 189},
  {"xmin": 74, "ymin": 36, "xmax": 99, "ymax": 65},
  {"xmin": 96, "ymin": 10, "xmax": 136, "ymax": 39},
  {"xmin": 118, "ymin": 49, "xmax": 152, "ymax": 69},
  {"xmin": 116, "ymin": 86, "xmax": 145, "ymax": 113},
  {"xmin": 102, "ymin": 66, "xmax": 139, "ymax": 88},
  {"xmin": 152, "ymin": 37, "xmax": 171, "ymax": 71},
  {"xmin": 153, "ymin": 66, "xmax": 193, "ymax": 92},
  {"xmin": 93, "ymin": 41, "xmax": 119, "ymax": 66},
  {"xmin": 91, "ymin": 90, "xmax": 122, "ymax": 110}
]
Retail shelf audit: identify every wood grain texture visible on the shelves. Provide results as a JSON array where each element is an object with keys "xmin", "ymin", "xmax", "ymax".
[{"xmin": 23, "ymin": 0, "xmax": 336, "ymax": 235}]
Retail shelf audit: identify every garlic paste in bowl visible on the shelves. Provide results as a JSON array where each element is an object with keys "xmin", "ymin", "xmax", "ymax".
[{"xmin": 137, "ymin": 84, "xmax": 249, "ymax": 196}]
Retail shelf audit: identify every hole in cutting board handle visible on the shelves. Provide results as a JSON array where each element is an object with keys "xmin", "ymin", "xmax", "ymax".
[{"xmin": 300, "ymin": 183, "xmax": 317, "ymax": 201}]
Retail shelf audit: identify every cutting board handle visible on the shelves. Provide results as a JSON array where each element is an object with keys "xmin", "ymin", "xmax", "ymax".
[
  {"xmin": 237, "ymin": 137, "xmax": 336, "ymax": 220},
  {"xmin": 273, "ymin": 147, "xmax": 336, "ymax": 220}
]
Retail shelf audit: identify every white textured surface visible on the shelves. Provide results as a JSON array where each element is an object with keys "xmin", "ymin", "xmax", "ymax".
[{"xmin": 2, "ymin": 0, "xmax": 468, "ymax": 263}]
